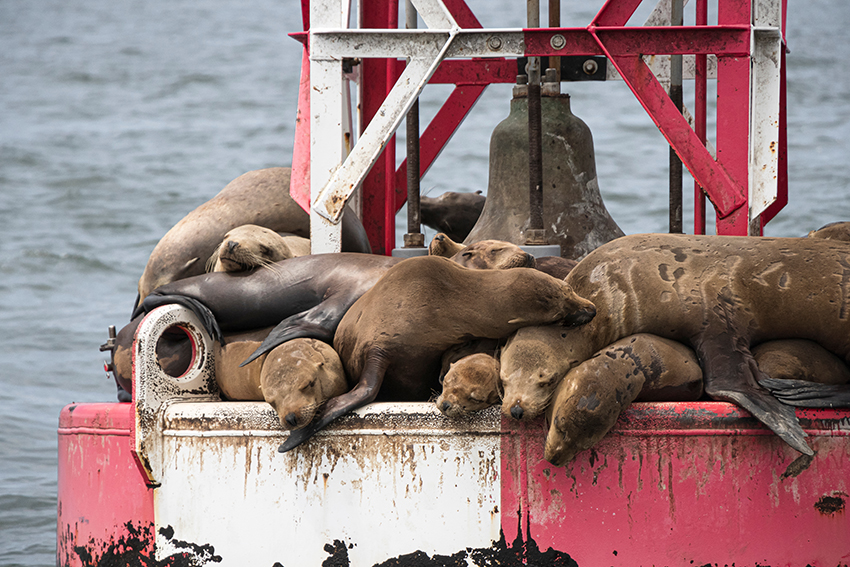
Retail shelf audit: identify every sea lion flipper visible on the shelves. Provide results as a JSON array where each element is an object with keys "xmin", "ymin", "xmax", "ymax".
[
  {"xmin": 704, "ymin": 357, "xmax": 813, "ymax": 455},
  {"xmin": 133, "ymin": 294, "xmax": 223, "ymax": 343},
  {"xmin": 759, "ymin": 378, "xmax": 850, "ymax": 408},
  {"xmin": 240, "ymin": 308, "xmax": 339, "ymax": 367},
  {"xmin": 278, "ymin": 348, "xmax": 390, "ymax": 453}
]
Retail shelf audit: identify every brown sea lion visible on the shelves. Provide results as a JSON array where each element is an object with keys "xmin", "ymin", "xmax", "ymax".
[
  {"xmin": 808, "ymin": 221, "xmax": 850, "ymax": 242},
  {"xmin": 754, "ymin": 339, "xmax": 850, "ymax": 409},
  {"xmin": 136, "ymin": 167, "xmax": 371, "ymax": 307},
  {"xmin": 501, "ymin": 233, "xmax": 850, "ymax": 456},
  {"xmin": 544, "ymin": 334, "xmax": 704, "ymax": 466},
  {"xmin": 206, "ymin": 225, "xmax": 311, "ymax": 273},
  {"xmin": 260, "ymin": 338, "xmax": 348, "ymax": 430},
  {"xmin": 436, "ymin": 352, "xmax": 501, "ymax": 418},
  {"xmin": 420, "ymin": 190, "xmax": 486, "ymax": 242},
  {"xmin": 534, "ymin": 256, "xmax": 578, "ymax": 280},
  {"xmin": 753, "ymin": 339, "xmax": 850, "ymax": 385},
  {"xmin": 278, "ymin": 255, "xmax": 597, "ymax": 452},
  {"xmin": 449, "ymin": 239, "xmax": 535, "ymax": 270},
  {"xmin": 429, "ymin": 233, "xmax": 466, "ymax": 258}
]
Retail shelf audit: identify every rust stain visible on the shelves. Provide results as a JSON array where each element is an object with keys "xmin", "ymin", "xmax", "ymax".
[{"xmin": 815, "ymin": 492, "xmax": 847, "ymax": 515}]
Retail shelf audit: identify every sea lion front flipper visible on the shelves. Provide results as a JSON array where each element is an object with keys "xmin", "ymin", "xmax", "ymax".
[
  {"xmin": 278, "ymin": 347, "xmax": 390, "ymax": 453},
  {"xmin": 240, "ymin": 304, "xmax": 342, "ymax": 367},
  {"xmin": 702, "ymin": 354, "xmax": 813, "ymax": 455},
  {"xmin": 759, "ymin": 378, "xmax": 850, "ymax": 408}
]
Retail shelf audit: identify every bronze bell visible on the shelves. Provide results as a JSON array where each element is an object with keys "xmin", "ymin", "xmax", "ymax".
[{"xmin": 464, "ymin": 87, "xmax": 624, "ymax": 260}]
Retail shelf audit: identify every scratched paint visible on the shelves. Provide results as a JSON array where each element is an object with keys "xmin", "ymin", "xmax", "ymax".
[{"xmin": 501, "ymin": 402, "xmax": 850, "ymax": 566}]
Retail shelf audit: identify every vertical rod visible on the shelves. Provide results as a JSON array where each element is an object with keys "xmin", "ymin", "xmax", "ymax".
[
  {"xmin": 668, "ymin": 0, "xmax": 684, "ymax": 233},
  {"xmin": 694, "ymin": 0, "xmax": 707, "ymax": 234},
  {"xmin": 404, "ymin": 0, "xmax": 422, "ymax": 243},
  {"xmin": 549, "ymin": 0, "xmax": 560, "ymax": 82},
  {"xmin": 527, "ymin": 0, "xmax": 544, "ymax": 238}
]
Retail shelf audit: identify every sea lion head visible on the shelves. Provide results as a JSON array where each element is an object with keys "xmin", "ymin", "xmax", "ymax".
[
  {"xmin": 429, "ymin": 232, "xmax": 466, "ymax": 258},
  {"xmin": 260, "ymin": 338, "xmax": 348, "ymax": 430},
  {"xmin": 436, "ymin": 353, "xmax": 501, "ymax": 418},
  {"xmin": 499, "ymin": 325, "xmax": 588, "ymax": 421},
  {"xmin": 450, "ymin": 240, "xmax": 536, "ymax": 270},
  {"xmin": 207, "ymin": 224, "xmax": 304, "ymax": 273}
]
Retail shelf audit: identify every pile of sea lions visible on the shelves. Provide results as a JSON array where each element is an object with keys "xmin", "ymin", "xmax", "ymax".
[{"xmin": 106, "ymin": 166, "xmax": 850, "ymax": 465}]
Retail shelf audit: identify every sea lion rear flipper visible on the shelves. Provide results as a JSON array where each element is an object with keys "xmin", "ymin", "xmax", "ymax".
[
  {"xmin": 132, "ymin": 294, "xmax": 223, "ymax": 343},
  {"xmin": 278, "ymin": 347, "xmax": 390, "ymax": 453},
  {"xmin": 759, "ymin": 378, "xmax": 850, "ymax": 408},
  {"xmin": 704, "ymin": 356, "xmax": 813, "ymax": 455}
]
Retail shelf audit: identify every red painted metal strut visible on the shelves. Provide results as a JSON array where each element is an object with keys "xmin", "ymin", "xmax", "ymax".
[{"xmin": 291, "ymin": 0, "xmax": 788, "ymax": 252}]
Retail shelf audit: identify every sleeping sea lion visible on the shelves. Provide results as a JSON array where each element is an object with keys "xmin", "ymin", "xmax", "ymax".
[
  {"xmin": 133, "ymin": 253, "xmax": 402, "ymax": 357},
  {"xmin": 279, "ymin": 255, "xmax": 597, "ymax": 452},
  {"xmin": 206, "ymin": 224, "xmax": 311, "ymax": 273},
  {"xmin": 501, "ymin": 233, "xmax": 850, "ymax": 456},
  {"xmin": 544, "ymin": 333, "xmax": 704, "ymax": 466},
  {"xmin": 136, "ymin": 167, "xmax": 371, "ymax": 307},
  {"xmin": 436, "ymin": 352, "xmax": 501, "ymax": 418}
]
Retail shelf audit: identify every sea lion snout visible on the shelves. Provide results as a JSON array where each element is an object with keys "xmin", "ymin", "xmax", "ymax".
[
  {"xmin": 510, "ymin": 403, "xmax": 524, "ymax": 420},
  {"xmin": 284, "ymin": 412, "xmax": 299, "ymax": 428},
  {"xmin": 227, "ymin": 240, "xmax": 239, "ymax": 253}
]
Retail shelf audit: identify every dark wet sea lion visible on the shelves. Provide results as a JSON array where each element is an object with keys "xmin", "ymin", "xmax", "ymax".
[
  {"xmin": 544, "ymin": 333, "xmax": 703, "ymax": 466},
  {"xmin": 279, "ymin": 256, "xmax": 596, "ymax": 452},
  {"xmin": 501, "ymin": 233, "xmax": 850, "ymax": 456},
  {"xmin": 206, "ymin": 224, "xmax": 310, "ymax": 273},
  {"xmin": 133, "ymin": 253, "xmax": 402, "ymax": 357},
  {"xmin": 420, "ymin": 190, "xmax": 486, "ymax": 242},
  {"xmin": 136, "ymin": 167, "xmax": 371, "ymax": 306}
]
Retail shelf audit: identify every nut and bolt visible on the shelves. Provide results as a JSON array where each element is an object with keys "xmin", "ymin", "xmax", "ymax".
[
  {"xmin": 550, "ymin": 34, "xmax": 566, "ymax": 50},
  {"xmin": 487, "ymin": 36, "xmax": 503, "ymax": 51},
  {"xmin": 583, "ymin": 59, "xmax": 599, "ymax": 75}
]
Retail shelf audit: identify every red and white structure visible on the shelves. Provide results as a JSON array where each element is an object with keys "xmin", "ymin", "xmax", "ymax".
[{"xmin": 59, "ymin": 1, "xmax": 850, "ymax": 565}]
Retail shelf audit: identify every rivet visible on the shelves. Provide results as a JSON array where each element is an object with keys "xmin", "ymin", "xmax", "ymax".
[{"xmin": 550, "ymin": 34, "xmax": 566, "ymax": 50}]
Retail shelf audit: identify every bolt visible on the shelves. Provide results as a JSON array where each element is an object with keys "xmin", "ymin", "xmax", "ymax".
[
  {"xmin": 583, "ymin": 59, "xmax": 599, "ymax": 75},
  {"xmin": 550, "ymin": 34, "xmax": 566, "ymax": 50},
  {"xmin": 487, "ymin": 36, "xmax": 502, "ymax": 51}
]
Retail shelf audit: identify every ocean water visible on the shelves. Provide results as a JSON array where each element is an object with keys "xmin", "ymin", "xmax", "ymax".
[{"xmin": 1, "ymin": 1, "xmax": 848, "ymax": 565}]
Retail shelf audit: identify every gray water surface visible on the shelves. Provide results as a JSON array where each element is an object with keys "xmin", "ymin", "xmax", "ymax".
[{"xmin": 2, "ymin": 1, "xmax": 848, "ymax": 565}]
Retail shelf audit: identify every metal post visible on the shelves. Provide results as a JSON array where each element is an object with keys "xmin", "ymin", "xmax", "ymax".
[
  {"xmin": 668, "ymin": 0, "xmax": 683, "ymax": 234},
  {"xmin": 526, "ymin": 0, "xmax": 545, "ymax": 245},
  {"xmin": 403, "ymin": 0, "xmax": 424, "ymax": 249},
  {"xmin": 694, "ymin": 0, "xmax": 707, "ymax": 234}
]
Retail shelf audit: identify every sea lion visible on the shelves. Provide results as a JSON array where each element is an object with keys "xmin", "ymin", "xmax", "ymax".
[
  {"xmin": 501, "ymin": 233, "xmax": 850, "ymax": 456},
  {"xmin": 448, "ymin": 239, "xmax": 535, "ymax": 270},
  {"xmin": 420, "ymin": 190, "xmax": 486, "ymax": 242},
  {"xmin": 133, "ymin": 253, "xmax": 402, "ymax": 359},
  {"xmin": 206, "ymin": 225, "xmax": 311, "ymax": 273},
  {"xmin": 753, "ymin": 339, "xmax": 850, "ymax": 385},
  {"xmin": 279, "ymin": 255, "xmax": 597, "ymax": 452},
  {"xmin": 436, "ymin": 352, "xmax": 501, "ymax": 418},
  {"xmin": 534, "ymin": 256, "xmax": 578, "ymax": 280},
  {"xmin": 544, "ymin": 333, "xmax": 704, "ymax": 466},
  {"xmin": 260, "ymin": 338, "xmax": 348, "ymax": 430},
  {"xmin": 808, "ymin": 221, "xmax": 850, "ymax": 242},
  {"xmin": 136, "ymin": 167, "xmax": 371, "ymax": 307},
  {"xmin": 429, "ymin": 233, "xmax": 466, "ymax": 258},
  {"xmin": 753, "ymin": 339, "xmax": 850, "ymax": 409}
]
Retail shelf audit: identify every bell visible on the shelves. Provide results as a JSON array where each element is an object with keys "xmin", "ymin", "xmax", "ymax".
[{"xmin": 465, "ymin": 88, "xmax": 624, "ymax": 260}]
